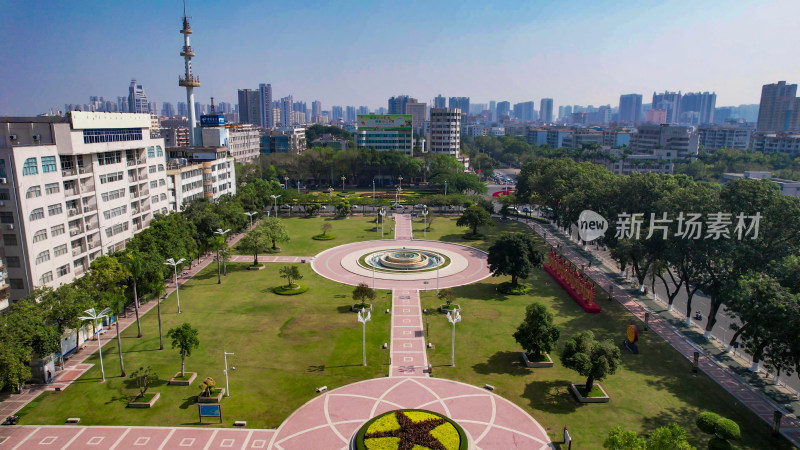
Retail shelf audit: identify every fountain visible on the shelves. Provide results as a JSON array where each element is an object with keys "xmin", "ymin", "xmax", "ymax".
[{"xmin": 362, "ymin": 249, "xmax": 447, "ymax": 272}]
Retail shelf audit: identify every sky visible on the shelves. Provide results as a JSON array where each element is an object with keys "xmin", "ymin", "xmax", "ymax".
[{"xmin": 1, "ymin": 0, "xmax": 799, "ymax": 116}]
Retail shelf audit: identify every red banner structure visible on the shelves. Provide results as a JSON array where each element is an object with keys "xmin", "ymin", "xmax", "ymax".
[{"xmin": 543, "ymin": 249, "xmax": 601, "ymax": 313}]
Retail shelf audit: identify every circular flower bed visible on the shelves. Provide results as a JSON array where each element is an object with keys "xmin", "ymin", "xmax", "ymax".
[
  {"xmin": 353, "ymin": 409, "xmax": 467, "ymax": 450},
  {"xmin": 273, "ymin": 284, "xmax": 309, "ymax": 295},
  {"xmin": 312, "ymin": 234, "xmax": 336, "ymax": 240}
]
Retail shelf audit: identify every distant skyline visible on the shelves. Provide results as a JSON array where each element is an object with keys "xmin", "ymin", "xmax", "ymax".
[{"xmin": 2, "ymin": 0, "xmax": 799, "ymax": 116}]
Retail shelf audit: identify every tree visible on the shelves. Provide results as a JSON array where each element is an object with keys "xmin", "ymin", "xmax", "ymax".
[
  {"xmin": 120, "ymin": 251, "xmax": 147, "ymax": 338},
  {"xmin": 261, "ymin": 217, "xmax": 290, "ymax": 251},
  {"xmin": 39, "ymin": 285, "xmax": 91, "ymax": 368},
  {"xmin": 208, "ymin": 235, "xmax": 226, "ymax": 284},
  {"xmin": 321, "ymin": 222, "xmax": 333, "ymax": 236},
  {"xmin": 279, "ymin": 265, "xmax": 303, "ymax": 288},
  {"xmin": 352, "ymin": 283, "xmax": 375, "ymax": 307},
  {"xmin": 199, "ymin": 377, "xmax": 216, "ymax": 397},
  {"xmin": 129, "ymin": 366, "xmax": 158, "ymax": 399},
  {"xmin": 79, "ymin": 255, "xmax": 128, "ymax": 312},
  {"xmin": 513, "ymin": 303, "xmax": 560, "ymax": 360},
  {"xmin": 487, "ymin": 232, "xmax": 544, "ymax": 286},
  {"xmin": 238, "ymin": 227, "xmax": 268, "ymax": 266},
  {"xmin": 167, "ymin": 323, "xmax": 200, "ymax": 377},
  {"xmin": 152, "ymin": 280, "xmax": 166, "ymax": 351},
  {"xmin": 696, "ymin": 411, "xmax": 740, "ymax": 449},
  {"xmin": 437, "ymin": 288, "xmax": 456, "ymax": 305},
  {"xmin": 107, "ymin": 294, "xmax": 127, "ymax": 377},
  {"xmin": 456, "ymin": 205, "xmax": 493, "ymax": 236},
  {"xmin": 560, "ymin": 330, "xmax": 621, "ymax": 392}
]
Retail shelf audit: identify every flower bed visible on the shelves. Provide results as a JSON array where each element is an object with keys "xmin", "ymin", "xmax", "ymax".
[
  {"xmin": 570, "ymin": 383, "xmax": 610, "ymax": 403},
  {"xmin": 198, "ymin": 388, "xmax": 225, "ymax": 403},
  {"xmin": 273, "ymin": 284, "xmax": 309, "ymax": 295},
  {"xmin": 521, "ymin": 352, "xmax": 554, "ymax": 368},
  {"xmin": 128, "ymin": 392, "xmax": 160, "ymax": 408},
  {"xmin": 312, "ymin": 234, "xmax": 336, "ymax": 240},
  {"xmin": 354, "ymin": 409, "xmax": 467, "ymax": 450},
  {"xmin": 168, "ymin": 372, "xmax": 196, "ymax": 386}
]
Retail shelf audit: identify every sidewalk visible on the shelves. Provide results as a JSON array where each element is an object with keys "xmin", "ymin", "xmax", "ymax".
[
  {"xmin": 521, "ymin": 218, "xmax": 800, "ymax": 446},
  {"xmin": 0, "ymin": 229, "xmax": 248, "ymax": 417}
]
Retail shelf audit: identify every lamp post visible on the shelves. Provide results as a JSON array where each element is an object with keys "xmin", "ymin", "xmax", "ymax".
[
  {"xmin": 214, "ymin": 228, "xmax": 230, "ymax": 284},
  {"xmin": 284, "ymin": 176, "xmax": 289, "ymax": 190},
  {"xmin": 379, "ymin": 208, "xmax": 386, "ymax": 237},
  {"xmin": 395, "ymin": 186, "xmax": 402, "ymax": 207},
  {"xmin": 223, "ymin": 351, "xmax": 234, "ymax": 397},
  {"xmin": 357, "ymin": 308, "xmax": 371, "ymax": 366},
  {"xmin": 164, "ymin": 257, "xmax": 186, "ymax": 313},
  {"xmin": 270, "ymin": 194, "xmax": 281, "ymax": 217},
  {"xmin": 372, "ymin": 179, "xmax": 375, "ymax": 202},
  {"xmin": 297, "ymin": 179, "xmax": 300, "ymax": 194},
  {"xmin": 398, "ymin": 175, "xmax": 403, "ymax": 190},
  {"xmin": 341, "ymin": 175, "xmax": 346, "ymax": 192},
  {"xmin": 243, "ymin": 211, "xmax": 257, "ymax": 228},
  {"xmin": 447, "ymin": 310, "xmax": 461, "ymax": 367},
  {"xmin": 422, "ymin": 208, "xmax": 428, "ymax": 238},
  {"xmin": 77, "ymin": 307, "xmax": 112, "ymax": 382},
  {"xmin": 444, "ymin": 180, "xmax": 448, "ymax": 197}
]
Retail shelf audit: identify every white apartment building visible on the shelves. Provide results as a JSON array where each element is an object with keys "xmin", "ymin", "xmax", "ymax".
[
  {"xmin": 165, "ymin": 146, "xmax": 237, "ymax": 211},
  {"xmin": 428, "ymin": 108, "xmax": 461, "ymax": 157},
  {"xmin": 201, "ymin": 123, "xmax": 260, "ymax": 163},
  {"xmin": 0, "ymin": 112, "xmax": 169, "ymax": 301}
]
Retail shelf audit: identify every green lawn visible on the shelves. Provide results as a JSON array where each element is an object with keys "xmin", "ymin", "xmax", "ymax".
[
  {"xmin": 250, "ymin": 215, "xmax": 389, "ymax": 257},
  {"xmin": 412, "ymin": 215, "xmax": 530, "ymax": 251},
  {"xmin": 418, "ymin": 239, "xmax": 791, "ymax": 449},
  {"xmin": 16, "ymin": 263, "xmax": 391, "ymax": 429}
]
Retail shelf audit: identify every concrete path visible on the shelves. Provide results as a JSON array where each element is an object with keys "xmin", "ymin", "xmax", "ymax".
[{"xmin": 524, "ymin": 219, "xmax": 800, "ymax": 446}]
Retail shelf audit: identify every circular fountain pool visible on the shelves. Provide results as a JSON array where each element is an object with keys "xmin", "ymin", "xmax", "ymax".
[{"xmin": 360, "ymin": 249, "xmax": 449, "ymax": 272}]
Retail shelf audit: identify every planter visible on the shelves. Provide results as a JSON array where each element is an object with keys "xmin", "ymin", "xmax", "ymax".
[
  {"xmin": 198, "ymin": 388, "xmax": 225, "ymax": 403},
  {"xmin": 273, "ymin": 284, "xmax": 309, "ymax": 295},
  {"xmin": 351, "ymin": 303, "xmax": 372, "ymax": 312},
  {"xmin": 521, "ymin": 352, "xmax": 554, "ymax": 368},
  {"xmin": 247, "ymin": 264, "xmax": 265, "ymax": 271},
  {"xmin": 169, "ymin": 372, "xmax": 196, "ymax": 386},
  {"xmin": 570, "ymin": 383, "xmax": 610, "ymax": 403},
  {"xmin": 128, "ymin": 392, "xmax": 160, "ymax": 408},
  {"xmin": 439, "ymin": 304, "xmax": 461, "ymax": 314}
]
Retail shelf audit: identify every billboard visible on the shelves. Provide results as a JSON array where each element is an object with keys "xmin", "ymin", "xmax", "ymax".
[
  {"xmin": 357, "ymin": 115, "xmax": 412, "ymax": 131},
  {"xmin": 200, "ymin": 114, "xmax": 225, "ymax": 127}
]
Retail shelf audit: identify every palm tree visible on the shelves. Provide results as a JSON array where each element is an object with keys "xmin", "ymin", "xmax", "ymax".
[
  {"xmin": 107, "ymin": 294, "xmax": 127, "ymax": 376},
  {"xmin": 151, "ymin": 279, "xmax": 166, "ymax": 350},
  {"xmin": 121, "ymin": 252, "xmax": 145, "ymax": 338}
]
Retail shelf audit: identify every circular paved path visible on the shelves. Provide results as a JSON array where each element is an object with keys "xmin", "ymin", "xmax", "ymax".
[
  {"xmin": 312, "ymin": 240, "xmax": 491, "ymax": 289},
  {"xmin": 268, "ymin": 377, "xmax": 552, "ymax": 450}
]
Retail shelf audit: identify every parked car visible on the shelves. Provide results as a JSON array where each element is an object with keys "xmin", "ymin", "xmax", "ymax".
[
  {"xmin": 280, "ymin": 204, "xmax": 291, "ymax": 209},
  {"xmin": 413, "ymin": 204, "xmax": 426, "ymax": 210},
  {"xmin": 392, "ymin": 203, "xmax": 403, "ymax": 209},
  {"xmin": 522, "ymin": 207, "xmax": 531, "ymax": 213}
]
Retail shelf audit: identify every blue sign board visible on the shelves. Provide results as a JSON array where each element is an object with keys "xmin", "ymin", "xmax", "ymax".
[
  {"xmin": 199, "ymin": 404, "xmax": 222, "ymax": 423},
  {"xmin": 200, "ymin": 114, "xmax": 225, "ymax": 127}
]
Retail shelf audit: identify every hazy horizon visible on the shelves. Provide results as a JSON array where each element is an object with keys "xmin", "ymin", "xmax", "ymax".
[{"xmin": 2, "ymin": 0, "xmax": 799, "ymax": 116}]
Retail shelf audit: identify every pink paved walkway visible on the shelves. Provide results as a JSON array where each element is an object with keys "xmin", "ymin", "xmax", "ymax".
[
  {"xmin": 390, "ymin": 289, "xmax": 428, "ymax": 377},
  {"xmin": 527, "ymin": 220, "xmax": 800, "ymax": 446}
]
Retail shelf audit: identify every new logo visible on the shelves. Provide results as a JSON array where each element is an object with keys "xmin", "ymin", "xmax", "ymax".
[{"xmin": 578, "ymin": 210, "xmax": 608, "ymax": 242}]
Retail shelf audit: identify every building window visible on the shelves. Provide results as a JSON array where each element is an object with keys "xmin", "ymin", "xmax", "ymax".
[
  {"xmin": 151, "ymin": 195, "xmax": 158, "ymax": 203},
  {"xmin": 0, "ymin": 188, "xmax": 9, "ymax": 200},
  {"xmin": 26, "ymin": 185, "xmax": 41, "ymax": 198},
  {"xmin": 47, "ymin": 204, "xmax": 63, "ymax": 216},
  {"xmin": 82, "ymin": 128, "xmax": 143, "ymax": 144},
  {"xmin": 98, "ymin": 151, "xmax": 122, "ymax": 166},
  {"xmin": 56, "ymin": 264, "xmax": 70, "ymax": 277},
  {"xmin": 147, "ymin": 146, "xmax": 155, "ymax": 158},
  {"xmin": 33, "ymin": 229, "xmax": 47, "ymax": 242},
  {"xmin": 99, "ymin": 172, "xmax": 124, "ymax": 184},
  {"xmin": 41, "ymin": 156, "xmax": 57, "ymax": 173},
  {"xmin": 160, "ymin": 193, "xmax": 167, "ymax": 201},
  {"xmin": 0, "ymin": 159, "xmax": 6, "ymax": 178},
  {"xmin": 9, "ymin": 279, "xmax": 23, "ymax": 290},
  {"xmin": 35, "ymin": 250, "xmax": 50, "ymax": 265},
  {"xmin": 22, "ymin": 157, "xmax": 38, "ymax": 175},
  {"xmin": 103, "ymin": 205, "xmax": 127, "ymax": 220},
  {"xmin": 45, "ymin": 182, "xmax": 60, "ymax": 195},
  {"xmin": 6, "ymin": 256, "xmax": 20, "ymax": 267},
  {"xmin": 150, "ymin": 180, "xmax": 157, "ymax": 188},
  {"xmin": 39, "ymin": 271, "xmax": 54, "ymax": 284},
  {"xmin": 156, "ymin": 146, "xmax": 163, "ymax": 156},
  {"xmin": 54, "ymin": 244, "xmax": 68, "ymax": 257},
  {"xmin": 159, "ymin": 179, "xmax": 165, "ymax": 186},
  {"xmin": 149, "ymin": 165, "xmax": 157, "ymax": 174},
  {"xmin": 30, "ymin": 208, "xmax": 44, "ymax": 221},
  {"xmin": 101, "ymin": 188, "xmax": 125, "ymax": 202},
  {"xmin": 105, "ymin": 221, "xmax": 129, "ymax": 237},
  {"xmin": 158, "ymin": 164, "xmax": 165, "ymax": 171},
  {"xmin": 3, "ymin": 233, "xmax": 17, "ymax": 245}
]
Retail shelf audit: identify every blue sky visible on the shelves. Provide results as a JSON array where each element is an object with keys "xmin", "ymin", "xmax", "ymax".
[{"xmin": 1, "ymin": 0, "xmax": 799, "ymax": 115}]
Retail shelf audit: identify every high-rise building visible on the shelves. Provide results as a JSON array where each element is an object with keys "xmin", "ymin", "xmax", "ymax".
[
  {"xmin": 161, "ymin": 102, "xmax": 176, "ymax": 117},
  {"xmin": 0, "ymin": 112, "xmax": 169, "ymax": 301},
  {"xmin": 496, "ymin": 101, "xmax": 511, "ymax": 119},
  {"xmin": 680, "ymin": 92, "xmax": 716, "ymax": 125},
  {"xmin": 618, "ymin": 94, "xmax": 643, "ymax": 123},
  {"xmin": 357, "ymin": 106, "xmax": 369, "ymax": 115},
  {"xmin": 448, "ymin": 97, "xmax": 470, "ymax": 118},
  {"xmin": 388, "ymin": 95, "xmax": 416, "ymax": 115},
  {"xmin": 117, "ymin": 96, "xmax": 128, "ymax": 113},
  {"xmin": 356, "ymin": 114, "xmax": 413, "ymax": 154},
  {"xmin": 194, "ymin": 102, "xmax": 205, "ymax": 119},
  {"xmin": 281, "ymin": 96, "xmax": 293, "ymax": 126},
  {"xmin": 312, "ymin": 101, "xmax": 322, "ymax": 120},
  {"xmin": 128, "ymin": 80, "xmax": 150, "ymax": 114},
  {"xmin": 237, "ymin": 89, "xmax": 260, "ymax": 126},
  {"xmin": 216, "ymin": 102, "xmax": 232, "ymax": 114},
  {"xmin": 331, "ymin": 106, "xmax": 343, "ymax": 121},
  {"xmin": 345, "ymin": 106, "xmax": 356, "ymax": 123},
  {"xmin": 405, "ymin": 102, "xmax": 427, "ymax": 136},
  {"xmin": 513, "ymin": 102, "xmax": 535, "ymax": 121},
  {"xmin": 434, "ymin": 95, "xmax": 447, "ymax": 109},
  {"xmin": 652, "ymin": 91, "xmax": 682, "ymax": 124},
  {"xmin": 645, "ymin": 109, "xmax": 668, "ymax": 124},
  {"xmin": 177, "ymin": 102, "xmax": 187, "ymax": 117},
  {"xmin": 259, "ymin": 83, "xmax": 273, "ymax": 128},
  {"xmin": 539, "ymin": 98, "xmax": 553, "ymax": 123},
  {"xmin": 428, "ymin": 108, "xmax": 461, "ymax": 157},
  {"xmin": 697, "ymin": 124, "xmax": 752, "ymax": 150},
  {"xmin": 630, "ymin": 124, "xmax": 699, "ymax": 157},
  {"xmin": 757, "ymin": 81, "xmax": 799, "ymax": 132},
  {"xmin": 489, "ymin": 101, "xmax": 497, "ymax": 121}
]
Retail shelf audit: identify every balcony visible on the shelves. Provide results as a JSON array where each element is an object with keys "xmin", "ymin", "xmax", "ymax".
[
  {"xmin": 85, "ymin": 222, "xmax": 98, "ymax": 231},
  {"xmin": 178, "ymin": 75, "xmax": 200, "ymax": 87},
  {"xmin": 88, "ymin": 241, "xmax": 101, "ymax": 250},
  {"xmin": 130, "ymin": 191, "xmax": 138, "ymax": 199},
  {"xmin": 127, "ymin": 159, "xmax": 137, "ymax": 167},
  {"xmin": 72, "ymin": 246, "xmax": 86, "ymax": 256},
  {"xmin": 128, "ymin": 175, "xmax": 138, "ymax": 183},
  {"xmin": 83, "ymin": 205, "xmax": 96, "ymax": 214},
  {"xmin": 64, "ymin": 187, "xmax": 79, "ymax": 197},
  {"xmin": 67, "ymin": 208, "xmax": 80, "ymax": 217},
  {"xmin": 78, "ymin": 167, "xmax": 91, "ymax": 174},
  {"xmin": 74, "ymin": 266, "xmax": 85, "ymax": 277},
  {"xmin": 69, "ymin": 227, "xmax": 83, "ymax": 236},
  {"xmin": 62, "ymin": 168, "xmax": 77, "ymax": 177}
]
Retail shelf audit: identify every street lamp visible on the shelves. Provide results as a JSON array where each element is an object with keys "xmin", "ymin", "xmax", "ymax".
[
  {"xmin": 164, "ymin": 257, "xmax": 186, "ymax": 313},
  {"xmin": 243, "ymin": 211, "xmax": 257, "ymax": 228},
  {"xmin": 372, "ymin": 179, "xmax": 375, "ymax": 202},
  {"xmin": 223, "ymin": 351, "xmax": 234, "ymax": 397},
  {"xmin": 297, "ymin": 179, "xmax": 300, "ymax": 194},
  {"xmin": 270, "ymin": 194, "xmax": 281, "ymax": 216},
  {"xmin": 77, "ymin": 307, "xmax": 112, "ymax": 382},
  {"xmin": 447, "ymin": 310, "xmax": 462, "ymax": 367},
  {"xmin": 395, "ymin": 186, "xmax": 402, "ymax": 207},
  {"xmin": 328, "ymin": 187, "xmax": 334, "ymax": 199},
  {"xmin": 214, "ymin": 228, "xmax": 231, "ymax": 284},
  {"xmin": 379, "ymin": 208, "xmax": 386, "ymax": 237},
  {"xmin": 358, "ymin": 308, "xmax": 371, "ymax": 366},
  {"xmin": 444, "ymin": 180, "xmax": 448, "ymax": 197},
  {"xmin": 397, "ymin": 175, "xmax": 403, "ymax": 190},
  {"xmin": 422, "ymin": 208, "xmax": 428, "ymax": 238},
  {"xmin": 341, "ymin": 175, "xmax": 346, "ymax": 192}
]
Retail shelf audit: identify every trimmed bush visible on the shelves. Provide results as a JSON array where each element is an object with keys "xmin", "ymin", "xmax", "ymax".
[
  {"xmin": 707, "ymin": 437, "xmax": 733, "ymax": 450},
  {"xmin": 273, "ymin": 284, "xmax": 309, "ymax": 295},
  {"xmin": 714, "ymin": 418, "xmax": 740, "ymax": 441},
  {"xmin": 497, "ymin": 282, "xmax": 531, "ymax": 295},
  {"xmin": 696, "ymin": 411, "xmax": 721, "ymax": 434},
  {"xmin": 312, "ymin": 234, "xmax": 336, "ymax": 240}
]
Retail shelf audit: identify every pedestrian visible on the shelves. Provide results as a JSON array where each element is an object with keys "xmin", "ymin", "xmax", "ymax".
[{"xmin": 47, "ymin": 370, "xmax": 52, "ymax": 384}]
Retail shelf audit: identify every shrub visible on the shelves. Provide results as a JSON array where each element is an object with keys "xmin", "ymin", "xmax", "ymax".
[
  {"xmin": 714, "ymin": 418, "xmax": 740, "ymax": 441},
  {"xmin": 707, "ymin": 437, "xmax": 733, "ymax": 450},
  {"xmin": 273, "ymin": 284, "xmax": 309, "ymax": 295},
  {"xmin": 696, "ymin": 412, "xmax": 721, "ymax": 434}
]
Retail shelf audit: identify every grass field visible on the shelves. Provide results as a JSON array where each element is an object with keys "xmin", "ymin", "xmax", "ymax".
[
  {"xmin": 250, "ymin": 215, "xmax": 388, "ymax": 256},
  {"xmin": 15, "ymin": 263, "xmax": 392, "ymax": 429}
]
